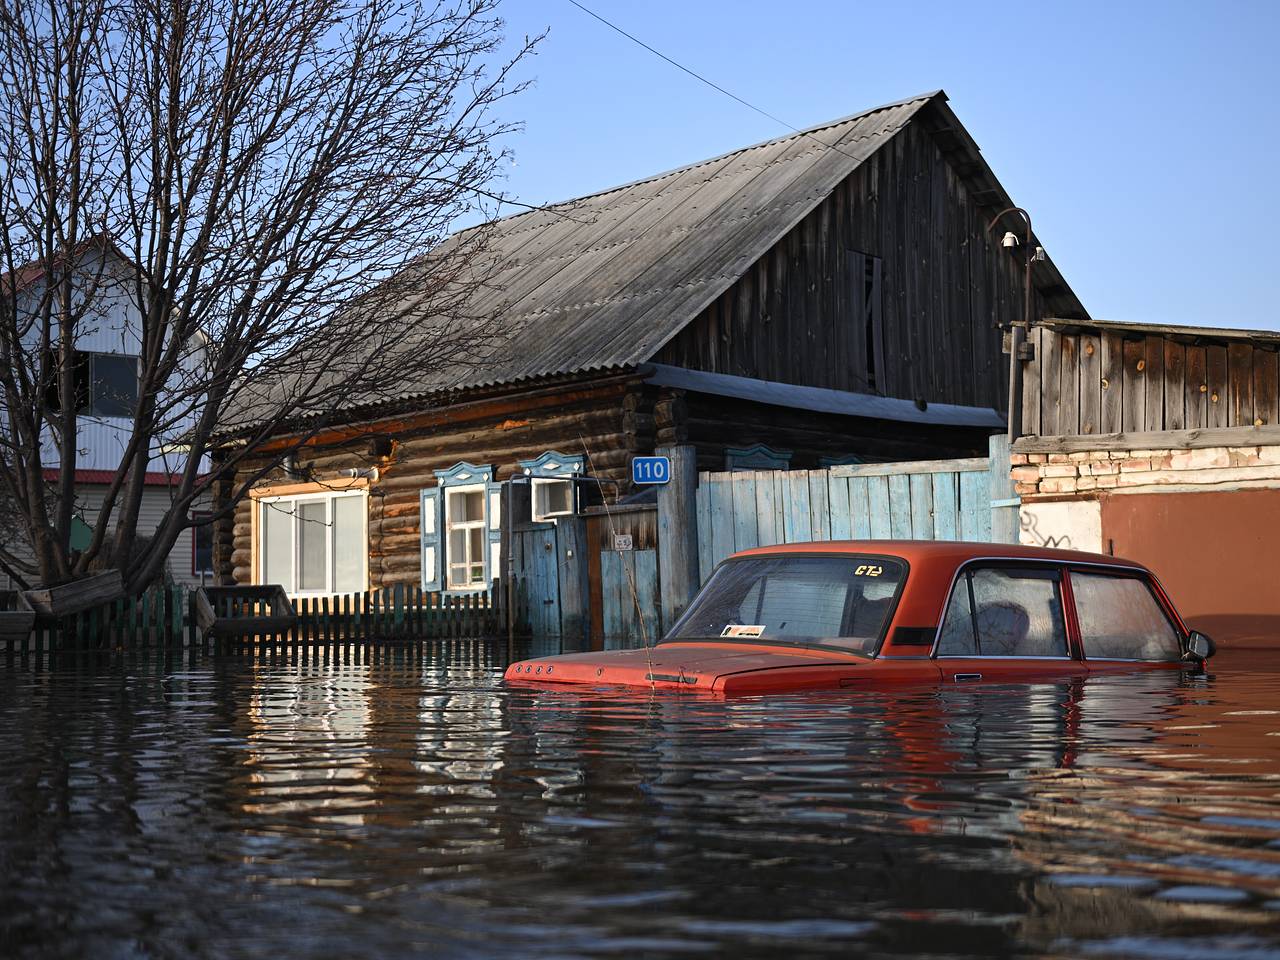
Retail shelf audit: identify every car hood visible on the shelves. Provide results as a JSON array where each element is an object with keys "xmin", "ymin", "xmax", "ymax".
[{"xmin": 504, "ymin": 642, "xmax": 864, "ymax": 694}]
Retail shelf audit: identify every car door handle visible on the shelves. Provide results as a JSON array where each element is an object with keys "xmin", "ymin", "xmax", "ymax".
[{"xmin": 953, "ymin": 673, "xmax": 982, "ymax": 683}]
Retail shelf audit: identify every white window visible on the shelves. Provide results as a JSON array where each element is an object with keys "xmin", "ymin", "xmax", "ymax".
[
  {"xmin": 258, "ymin": 490, "xmax": 367, "ymax": 595},
  {"xmin": 532, "ymin": 478, "xmax": 575, "ymax": 521},
  {"xmin": 445, "ymin": 484, "xmax": 487, "ymax": 590}
]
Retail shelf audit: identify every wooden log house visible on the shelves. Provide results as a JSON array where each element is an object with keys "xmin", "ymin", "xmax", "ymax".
[{"xmin": 210, "ymin": 90, "xmax": 1088, "ymax": 604}]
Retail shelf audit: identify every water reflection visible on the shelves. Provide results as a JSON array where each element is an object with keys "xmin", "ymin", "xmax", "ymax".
[{"xmin": 1, "ymin": 646, "xmax": 1279, "ymax": 958}]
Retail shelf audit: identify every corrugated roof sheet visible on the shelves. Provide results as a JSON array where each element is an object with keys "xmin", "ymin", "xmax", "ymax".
[{"xmin": 330, "ymin": 92, "xmax": 941, "ymax": 406}]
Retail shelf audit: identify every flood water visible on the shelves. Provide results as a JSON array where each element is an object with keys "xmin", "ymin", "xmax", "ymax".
[{"xmin": 3, "ymin": 645, "xmax": 1280, "ymax": 959}]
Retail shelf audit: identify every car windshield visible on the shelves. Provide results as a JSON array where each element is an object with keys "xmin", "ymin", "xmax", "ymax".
[{"xmin": 665, "ymin": 555, "xmax": 906, "ymax": 655}]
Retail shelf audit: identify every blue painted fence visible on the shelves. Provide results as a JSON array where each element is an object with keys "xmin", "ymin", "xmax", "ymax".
[
  {"xmin": 600, "ymin": 548, "xmax": 662, "ymax": 650},
  {"xmin": 695, "ymin": 443, "xmax": 1015, "ymax": 582}
]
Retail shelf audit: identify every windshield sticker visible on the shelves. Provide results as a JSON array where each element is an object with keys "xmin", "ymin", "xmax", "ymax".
[
  {"xmin": 722, "ymin": 624, "xmax": 765, "ymax": 638},
  {"xmin": 854, "ymin": 564, "xmax": 884, "ymax": 577}
]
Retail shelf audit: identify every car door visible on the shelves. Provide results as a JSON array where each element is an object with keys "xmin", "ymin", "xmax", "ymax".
[{"xmin": 933, "ymin": 563, "xmax": 1087, "ymax": 683}]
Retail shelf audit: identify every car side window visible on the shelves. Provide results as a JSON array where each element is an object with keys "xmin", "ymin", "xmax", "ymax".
[
  {"xmin": 936, "ymin": 566, "xmax": 1069, "ymax": 657},
  {"xmin": 1071, "ymin": 572, "xmax": 1182, "ymax": 661}
]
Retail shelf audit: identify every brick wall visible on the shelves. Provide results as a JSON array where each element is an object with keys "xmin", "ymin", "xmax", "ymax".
[{"xmin": 1012, "ymin": 445, "xmax": 1280, "ymax": 498}]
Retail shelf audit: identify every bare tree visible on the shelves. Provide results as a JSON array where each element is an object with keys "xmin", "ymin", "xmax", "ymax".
[{"xmin": 0, "ymin": 0, "xmax": 536, "ymax": 592}]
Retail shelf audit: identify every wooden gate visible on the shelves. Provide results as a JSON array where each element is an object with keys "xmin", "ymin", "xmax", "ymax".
[
  {"xmin": 599, "ymin": 549, "xmax": 661, "ymax": 649},
  {"xmin": 512, "ymin": 522, "xmax": 561, "ymax": 640}
]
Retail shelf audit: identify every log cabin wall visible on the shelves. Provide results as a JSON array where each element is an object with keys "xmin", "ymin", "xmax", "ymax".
[
  {"xmin": 649, "ymin": 386, "xmax": 991, "ymax": 473},
  {"xmin": 1022, "ymin": 322, "xmax": 1280, "ymax": 438},
  {"xmin": 216, "ymin": 375, "xmax": 649, "ymax": 588},
  {"xmin": 653, "ymin": 119, "xmax": 1071, "ymax": 410}
]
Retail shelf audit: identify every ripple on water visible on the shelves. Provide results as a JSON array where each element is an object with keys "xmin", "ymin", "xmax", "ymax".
[{"xmin": 1, "ymin": 646, "xmax": 1280, "ymax": 959}]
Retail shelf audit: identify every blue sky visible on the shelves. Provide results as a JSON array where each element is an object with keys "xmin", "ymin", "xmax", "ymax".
[{"xmin": 484, "ymin": 0, "xmax": 1278, "ymax": 331}]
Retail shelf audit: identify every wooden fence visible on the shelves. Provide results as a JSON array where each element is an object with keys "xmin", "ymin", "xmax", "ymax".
[
  {"xmin": 1, "ymin": 582, "xmax": 503, "ymax": 656},
  {"xmin": 696, "ymin": 443, "xmax": 1015, "ymax": 580}
]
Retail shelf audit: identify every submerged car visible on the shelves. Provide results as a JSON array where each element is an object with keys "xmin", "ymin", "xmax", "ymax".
[{"xmin": 505, "ymin": 541, "xmax": 1215, "ymax": 695}]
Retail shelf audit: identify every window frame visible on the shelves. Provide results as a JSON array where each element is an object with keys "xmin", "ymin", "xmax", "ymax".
[
  {"xmin": 1065, "ymin": 566, "xmax": 1186, "ymax": 662},
  {"xmin": 531, "ymin": 477, "xmax": 575, "ymax": 522},
  {"xmin": 191, "ymin": 511, "xmax": 214, "ymax": 578},
  {"xmin": 931, "ymin": 559, "xmax": 1074, "ymax": 661},
  {"xmin": 661, "ymin": 551, "xmax": 910, "ymax": 657},
  {"xmin": 256, "ymin": 489, "xmax": 368, "ymax": 597},
  {"xmin": 929, "ymin": 557, "xmax": 1190, "ymax": 662},
  {"xmin": 443, "ymin": 481, "xmax": 488, "ymax": 591}
]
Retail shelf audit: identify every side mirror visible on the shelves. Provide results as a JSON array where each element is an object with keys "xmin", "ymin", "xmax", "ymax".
[{"xmin": 1185, "ymin": 630, "xmax": 1216, "ymax": 662}]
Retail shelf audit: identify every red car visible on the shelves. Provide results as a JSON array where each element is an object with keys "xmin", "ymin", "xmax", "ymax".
[{"xmin": 505, "ymin": 541, "xmax": 1215, "ymax": 695}]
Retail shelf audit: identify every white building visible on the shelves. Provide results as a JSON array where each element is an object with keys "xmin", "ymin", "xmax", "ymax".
[{"xmin": 2, "ymin": 241, "xmax": 210, "ymax": 589}]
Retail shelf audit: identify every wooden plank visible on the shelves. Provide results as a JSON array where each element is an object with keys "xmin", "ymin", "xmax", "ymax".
[
  {"xmin": 1228, "ymin": 342, "xmax": 1254, "ymax": 427},
  {"xmin": 657, "ymin": 445, "xmax": 699, "ymax": 625},
  {"xmin": 708, "ymin": 476, "xmax": 736, "ymax": 568},
  {"xmin": 887, "ymin": 473, "xmax": 912, "ymax": 539},
  {"xmin": 807, "ymin": 471, "xmax": 830, "ymax": 541},
  {"xmin": 959, "ymin": 468, "xmax": 990, "ymax": 541},
  {"xmin": 987, "ymin": 433, "xmax": 1017, "ymax": 545},
  {"xmin": 1012, "ymin": 423, "xmax": 1280, "ymax": 453},
  {"xmin": 849, "ymin": 476, "xmax": 872, "ymax": 539},
  {"xmin": 1057, "ymin": 333, "xmax": 1080, "ymax": 436},
  {"xmin": 931, "ymin": 472, "xmax": 958, "ymax": 541},
  {"xmin": 1184, "ymin": 345, "xmax": 1208, "ymax": 429},
  {"xmin": 1040, "ymin": 326, "xmax": 1062, "ymax": 436},
  {"xmin": 827, "ymin": 475, "xmax": 852, "ymax": 540},
  {"xmin": 1207, "ymin": 344, "xmax": 1229, "ymax": 428},
  {"xmin": 619, "ymin": 551, "xmax": 637, "ymax": 646},
  {"xmin": 1254, "ymin": 350, "xmax": 1279, "ymax": 427},
  {"xmin": 632, "ymin": 550, "xmax": 661, "ymax": 645},
  {"xmin": 784, "ymin": 471, "xmax": 812, "ymax": 544},
  {"xmin": 1121, "ymin": 337, "xmax": 1147, "ymax": 432},
  {"xmin": 1163, "ymin": 340, "xmax": 1186, "ymax": 432},
  {"xmin": 1144, "ymin": 335, "xmax": 1165, "ymax": 431},
  {"xmin": 867, "ymin": 476, "xmax": 891, "ymax": 539},
  {"xmin": 828, "ymin": 457, "xmax": 988, "ymax": 478},
  {"xmin": 695, "ymin": 478, "xmax": 713, "ymax": 584},
  {"xmin": 730, "ymin": 472, "xmax": 759, "ymax": 553},
  {"xmin": 1021, "ymin": 325, "xmax": 1042, "ymax": 436},
  {"xmin": 908, "ymin": 473, "xmax": 933, "ymax": 540},
  {"xmin": 600, "ymin": 550, "xmax": 623, "ymax": 649},
  {"xmin": 1077, "ymin": 333, "xmax": 1101, "ymax": 436},
  {"xmin": 754, "ymin": 471, "xmax": 779, "ymax": 547},
  {"xmin": 1099, "ymin": 330, "xmax": 1124, "ymax": 434}
]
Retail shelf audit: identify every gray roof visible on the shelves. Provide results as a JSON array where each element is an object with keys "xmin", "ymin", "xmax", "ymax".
[
  {"xmin": 644, "ymin": 364, "xmax": 1004, "ymax": 428},
  {"xmin": 365, "ymin": 92, "xmax": 944, "ymax": 403},
  {"xmin": 234, "ymin": 91, "xmax": 1084, "ymax": 429}
]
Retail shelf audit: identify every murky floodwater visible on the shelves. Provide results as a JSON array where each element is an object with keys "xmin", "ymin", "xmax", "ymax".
[{"xmin": 3, "ymin": 645, "xmax": 1280, "ymax": 959}]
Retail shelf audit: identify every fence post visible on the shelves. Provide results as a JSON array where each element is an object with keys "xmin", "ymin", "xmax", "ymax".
[
  {"xmin": 988, "ymin": 433, "xmax": 1020, "ymax": 545},
  {"xmin": 656, "ymin": 444, "xmax": 699, "ymax": 632}
]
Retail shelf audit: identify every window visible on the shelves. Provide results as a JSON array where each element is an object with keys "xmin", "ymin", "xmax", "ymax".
[
  {"xmin": 519, "ymin": 451, "xmax": 584, "ymax": 521},
  {"xmin": 532, "ymin": 478, "xmax": 574, "ymax": 521},
  {"xmin": 667, "ymin": 555, "xmax": 905, "ymax": 655},
  {"xmin": 446, "ymin": 486, "xmax": 487, "ymax": 589},
  {"xmin": 1071, "ymin": 572, "xmax": 1182, "ymax": 661},
  {"xmin": 421, "ymin": 462, "xmax": 501, "ymax": 593},
  {"xmin": 937, "ymin": 566, "xmax": 1068, "ymax": 658},
  {"xmin": 46, "ymin": 350, "xmax": 138, "ymax": 417},
  {"xmin": 258, "ymin": 491, "xmax": 366, "ymax": 595},
  {"xmin": 192, "ymin": 513, "xmax": 214, "ymax": 578}
]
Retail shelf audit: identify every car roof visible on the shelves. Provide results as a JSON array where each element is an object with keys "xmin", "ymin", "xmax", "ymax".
[{"xmin": 728, "ymin": 539, "xmax": 1142, "ymax": 570}]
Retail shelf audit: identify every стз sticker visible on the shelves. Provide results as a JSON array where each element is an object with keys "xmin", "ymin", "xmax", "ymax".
[{"xmin": 854, "ymin": 564, "xmax": 884, "ymax": 577}]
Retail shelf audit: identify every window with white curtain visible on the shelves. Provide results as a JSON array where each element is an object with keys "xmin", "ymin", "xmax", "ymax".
[{"xmin": 258, "ymin": 490, "xmax": 367, "ymax": 595}]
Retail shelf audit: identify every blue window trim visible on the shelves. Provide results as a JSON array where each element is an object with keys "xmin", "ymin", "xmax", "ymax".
[
  {"xmin": 422, "ymin": 462, "xmax": 501, "ymax": 594},
  {"xmin": 724, "ymin": 443, "xmax": 793, "ymax": 471},
  {"xmin": 517, "ymin": 450, "xmax": 585, "ymax": 478}
]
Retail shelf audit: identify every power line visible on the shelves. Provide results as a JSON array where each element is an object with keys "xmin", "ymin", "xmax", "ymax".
[{"xmin": 564, "ymin": 0, "xmax": 869, "ymax": 168}]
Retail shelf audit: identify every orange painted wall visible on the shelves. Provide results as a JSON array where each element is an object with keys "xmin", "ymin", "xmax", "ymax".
[{"xmin": 1101, "ymin": 489, "xmax": 1280, "ymax": 647}]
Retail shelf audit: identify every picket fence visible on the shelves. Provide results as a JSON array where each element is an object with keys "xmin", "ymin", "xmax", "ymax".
[{"xmin": 1, "ymin": 582, "xmax": 502, "ymax": 656}]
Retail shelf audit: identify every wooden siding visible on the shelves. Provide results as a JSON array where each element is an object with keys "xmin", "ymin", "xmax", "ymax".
[
  {"xmin": 220, "ymin": 378, "xmax": 644, "ymax": 588},
  {"xmin": 655, "ymin": 121, "xmax": 1069, "ymax": 410},
  {"xmin": 1022, "ymin": 324, "xmax": 1280, "ymax": 437}
]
